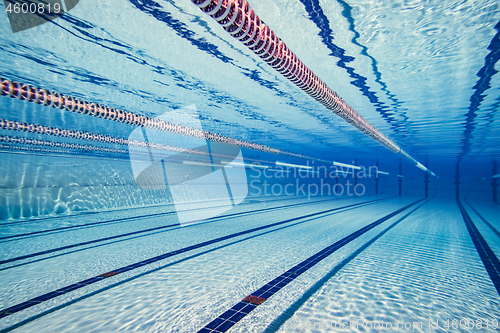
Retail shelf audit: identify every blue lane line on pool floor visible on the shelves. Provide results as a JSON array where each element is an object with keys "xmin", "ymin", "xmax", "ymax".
[
  {"xmin": 0, "ymin": 195, "xmax": 298, "ymax": 227},
  {"xmin": 197, "ymin": 199, "xmax": 424, "ymax": 333},
  {"xmin": 0, "ymin": 197, "xmax": 391, "ymax": 319},
  {"xmin": 458, "ymin": 201, "xmax": 500, "ymax": 296},
  {"xmin": 0, "ymin": 195, "xmax": 343, "ymax": 241},
  {"xmin": 0, "ymin": 196, "xmax": 375, "ymax": 266},
  {"xmin": 465, "ymin": 201, "xmax": 500, "ymax": 239},
  {"xmin": 263, "ymin": 199, "xmax": 430, "ymax": 333},
  {"xmin": 0, "ymin": 196, "xmax": 321, "ymax": 241}
]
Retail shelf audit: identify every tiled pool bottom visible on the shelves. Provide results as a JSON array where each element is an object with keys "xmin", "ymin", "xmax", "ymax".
[{"xmin": 0, "ymin": 196, "xmax": 498, "ymax": 332}]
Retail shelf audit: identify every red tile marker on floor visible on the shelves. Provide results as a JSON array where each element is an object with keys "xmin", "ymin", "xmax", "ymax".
[
  {"xmin": 242, "ymin": 295, "xmax": 266, "ymax": 305},
  {"xmin": 98, "ymin": 271, "xmax": 121, "ymax": 278}
]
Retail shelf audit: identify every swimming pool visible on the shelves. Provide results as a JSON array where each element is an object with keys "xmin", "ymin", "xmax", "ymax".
[{"xmin": 1, "ymin": 0, "xmax": 499, "ymax": 332}]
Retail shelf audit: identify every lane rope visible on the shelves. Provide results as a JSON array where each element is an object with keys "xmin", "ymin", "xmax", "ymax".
[
  {"xmin": 190, "ymin": 0, "xmax": 436, "ymax": 176},
  {"xmin": 0, "ymin": 78, "xmax": 329, "ymax": 163}
]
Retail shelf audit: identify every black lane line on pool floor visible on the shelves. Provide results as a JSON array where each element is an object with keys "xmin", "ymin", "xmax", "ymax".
[
  {"xmin": 0, "ymin": 195, "xmax": 348, "ymax": 241},
  {"xmin": 0, "ymin": 196, "xmax": 375, "ymax": 266},
  {"xmin": 0, "ymin": 196, "xmax": 393, "ymax": 320},
  {"xmin": 196, "ymin": 199, "xmax": 424, "ymax": 333},
  {"xmin": 0, "ymin": 195, "xmax": 295, "ymax": 227},
  {"xmin": 458, "ymin": 201, "xmax": 500, "ymax": 296},
  {"xmin": 0, "ymin": 197, "xmax": 272, "ymax": 240},
  {"xmin": 0, "ymin": 200, "xmax": 187, "ymax": 227},
  {"xmin": 466, "ymin": 201, "xmax": 500, "ymax": 239},
  {"xmin": 263, "ymin": 199, "xmax": 430, "ymax": 333}
]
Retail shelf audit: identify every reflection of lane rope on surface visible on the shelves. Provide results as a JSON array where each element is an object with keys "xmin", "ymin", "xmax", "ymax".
[
  {"xmin": 0, "ymin": 135, "xmax": 127, "ymax": 155},
  {"xmin": 0, "ymin": 78, "xmax": 320, "ymax": 162},
  {"xmin": 0, "ymin": 118, "xmax": 273, "ymax": 164},
  {"xmin": 0, "ymin": 117, "xmax": 206, "ymax": 155},
  {"xmin": 190, "ymin": 0, "xmax": 436, "ymax": 176}
]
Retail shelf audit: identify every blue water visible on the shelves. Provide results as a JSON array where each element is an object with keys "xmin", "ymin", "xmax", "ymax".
[{"xmin": 1, "ymin": 0, "xmax": 500, "ymax": 332}]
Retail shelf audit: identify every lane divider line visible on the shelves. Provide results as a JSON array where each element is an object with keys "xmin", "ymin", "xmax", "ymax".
[
  {"xmin": 0, "ymin": 192, "xmax": 304, "ymax": 227},
  {"xmin": 465, "ymin": 201, "xmax": 500, "ymax": 239},
  {"xmin": 263, "ymin": 199, "xmax": 430, "ymax": 333},
  {"xmin": 0, "ymin": 196, "xmax": 390, "ymax": 319},
  {"xmin": 1, "ymin": 194, "xmax": 321, "ymax": 240},
  {"xmin": 458, "ymin": 200, "xmax": 500, "ymax": 296},
  {"xmin": 0, "ymin": 196, "xmax": 381, "ymax": 265},
  {"xmin": 196, "ymin": 199, "xmax": 424, "ymax": 333}
]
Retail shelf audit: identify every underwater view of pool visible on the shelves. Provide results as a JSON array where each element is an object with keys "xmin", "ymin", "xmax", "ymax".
[{"xmin": 0, "ymin": 0, "xmax": 499, "ymax": 332}]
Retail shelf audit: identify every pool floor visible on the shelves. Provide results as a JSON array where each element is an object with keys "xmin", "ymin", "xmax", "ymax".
[{"xmin": 0, "ymin": 195, "xmax": 499, "ymax": 332}]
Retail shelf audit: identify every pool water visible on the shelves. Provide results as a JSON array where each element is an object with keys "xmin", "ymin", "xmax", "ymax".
[{"xmin": 0, "ymin": 0, "xmax": 499, "ymax": 332}]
